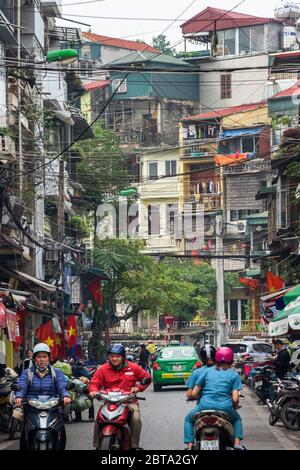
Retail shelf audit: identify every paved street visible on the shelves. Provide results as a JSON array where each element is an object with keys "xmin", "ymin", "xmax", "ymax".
[{"xmin": 1, "ymin": 386, "xmax": 300, "ymax": 451}]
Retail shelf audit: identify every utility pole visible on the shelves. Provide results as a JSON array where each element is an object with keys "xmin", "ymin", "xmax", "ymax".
[
  {"xmin": 215, "ymin": 213, "xmax": 227, "ymax": 346},
  {"xmin": 17, "ymin": 0, "xmax": 23, "ymax": 194}
]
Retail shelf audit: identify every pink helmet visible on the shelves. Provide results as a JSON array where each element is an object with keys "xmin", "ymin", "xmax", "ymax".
[{"xmin": 215, "ymin": 347, "xmax": 234, "ymax": 364}]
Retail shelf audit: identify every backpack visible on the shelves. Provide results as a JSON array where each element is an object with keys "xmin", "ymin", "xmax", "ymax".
[{"xmin": 27, "ymin": 366, "xmax": 57, "ymax": 386}]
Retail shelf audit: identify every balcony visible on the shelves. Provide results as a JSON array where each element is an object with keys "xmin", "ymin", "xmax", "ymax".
[
  {"xmin": 183, "ymin": 138, "xmax": 218, "ymax": 158},
  {"xmin": 170, "ymin": 320, "xmax": 268, "ymax": 338},
  {"xmin": 222, "ymin": 160, "xmax": 270, "ymax": 175},
  {"xmin": 139, "ymin": 180, "xmax": 180, "ymax": 199},
  {"xmin": 183, "ymin": 193, "xmax": 222, "ymax": 212},
  {"xmin": 141, "ymin": 235, "xmax": 179, "ymax": 253},
  {"xmin": 0, "ymin": 135, "xmax": 16, "ymax": 162}
]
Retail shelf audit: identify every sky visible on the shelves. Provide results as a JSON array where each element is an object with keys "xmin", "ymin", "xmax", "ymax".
[{"xmin": 58, "ymin": 0, "xmax": 281, "ymax": 51}]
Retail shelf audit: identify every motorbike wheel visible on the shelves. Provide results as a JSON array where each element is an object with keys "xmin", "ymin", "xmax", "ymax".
[
  {"xmin": 8, "ymin": 417, "xmax": 19, "ymax": 440},
  {"xmin": 39, "ymin": 442, "xmax": 47, "ymax": 450},
  {"xmin": 281, "ymin": 400, "xmax": 300, "ymax": 431},
  {"xmin": 99, "ymin": 435, "xmax": 118, "ymax": 450},
  {"xmin": 153, "ymin": 383, "xmax": 162, "ymax": 392},
  {"xmin": 269, "ymin": 412, "xmax": 278, "ymax": 426}
]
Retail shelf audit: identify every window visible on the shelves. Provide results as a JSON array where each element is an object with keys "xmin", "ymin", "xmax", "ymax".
[
  {"xmin": 148, "ymin": 205, "xmax": 160, "ymax": 235},
  {"xmin": 241, "ymin": 136, "xmax": 259, "ymax": 153},
  {"xmin": 239, "ymin": 25, "xmax": 264, "ymax": 54},
  {"xmin": 149, "ymin": 162, "xmax": 158, "ymax": 180},
  {"xmin": 252, "ymin": 344, "xmax": 272, "ymax": 354},
  {"xmin": 224, "ymin": 29, "xmax": 236, "ymax": 55},
  {"xmin": 165, "ymin": 160, "xmax": 177, "ymax": 176},
  {"xmin": 220, "ymin": 74, "xmax": 232, "ymax": 99},
  {"xmin": 112, "ymin": 78, "xmax": 127, "ymax": 94},
  {"xmin": 239, "ymin": 27, "xmax": 251, "ymax": 54},
  {"xmin": 80, "ymin": 62, "xmax": 93, "ymax": 77},
  {"xmin": 230, "ymin": 209, "xmax": 260, "ymax": 221}
]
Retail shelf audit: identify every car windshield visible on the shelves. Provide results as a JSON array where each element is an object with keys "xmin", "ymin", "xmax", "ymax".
[
  {"xmin": 252, "ymin": 344, "xmax": 272, "ymax": 353},
  {"xmin": 160, "ymin": 347, "xmax": 196, "ymax": 359},
  {"xmin": 222, "ymin": 344, "xmax": 247, "ymax": 354}
]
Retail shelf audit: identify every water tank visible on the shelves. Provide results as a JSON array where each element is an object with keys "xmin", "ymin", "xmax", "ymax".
[
  {"xmin": 275, "ymin": 1, "xmax": 300, "ymax": 22},
  {"xmin": 281, "ymin": 25, "xmax": 297, "ymax": 49}
]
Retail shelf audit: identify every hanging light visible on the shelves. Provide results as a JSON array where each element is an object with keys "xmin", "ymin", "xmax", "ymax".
[{"xmin": 262, "ymin": 79, "xmax": 281, "ymax": 101}]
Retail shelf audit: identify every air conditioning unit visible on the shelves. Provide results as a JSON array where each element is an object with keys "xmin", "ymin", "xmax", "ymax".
[
  {"xmin": 45, "ymin": 251, "xmax": 58, "ymax": 262},
  {"xmin": 227, "ymin": 220, "xmax": 247, "ymax": 235}
]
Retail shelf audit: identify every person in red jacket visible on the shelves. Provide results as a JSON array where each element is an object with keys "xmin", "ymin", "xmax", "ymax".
[{"xmin": 89, "ymin": 343, "xmax": 151, "ymax": 449}]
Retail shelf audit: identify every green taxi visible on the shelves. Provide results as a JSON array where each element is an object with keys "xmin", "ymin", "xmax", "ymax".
[{"xmin": 152, "ymin": 346, "xmax": 200, "ymax": 392}]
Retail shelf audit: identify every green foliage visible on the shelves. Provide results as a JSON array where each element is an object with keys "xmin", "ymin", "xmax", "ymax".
[
  {"xmin": 224, "ymin": 272, "xmax": 240, "ymax": 297},
  {"xmin": 271, "ymin": 115, "xmax": 292, "ymax": 130},
  {"xmin": 69, "ymin": 215, "xmax": 91, "ymax": 239},
  {"xmin": 74, "ymin": 121, "xmax": 132, "ymax": 210},
  {"xmin": 152, "ymin": 34, "xmax": 176, "ymax": 56},
  {"xmin": 285, "ymin": 161, "xmax": 300, "ymax": 178}
]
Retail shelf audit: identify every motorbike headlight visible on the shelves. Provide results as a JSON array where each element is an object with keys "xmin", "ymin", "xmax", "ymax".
[{"xmin": 28, "ymin": 399, "xmax": 59, "ymax": 409}]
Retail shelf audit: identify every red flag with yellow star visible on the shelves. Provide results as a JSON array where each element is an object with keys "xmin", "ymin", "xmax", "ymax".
[
  {"xmin": 35, "ymin": 320, "xmax": 57, "ymax": 356},
  {"xmin": 88, "ymin": 278, "xmax": 102, "ymax": 305},
  {"xmin": 66, "ymin": 316, "xmax": 77, "ymax": 348}
]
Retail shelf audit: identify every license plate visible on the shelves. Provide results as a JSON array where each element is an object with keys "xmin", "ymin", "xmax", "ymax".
[
  {"xmin": 200, "ymin": 440, "xmax": 219, "ymax": 450},
  {"xmin": 173, "ymin": 365, "xmax": 182, "ymax": 371},
  {"xmin": 255, "ymin": 380, "xmax": 263, "ymax": 388}
]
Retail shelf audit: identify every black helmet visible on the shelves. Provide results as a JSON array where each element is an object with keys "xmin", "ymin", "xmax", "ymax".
[
  {"xmin": 199, "ymin": 344, "xmax": 216, "ymax": 363},
  {"xmin": 107, "ymin": 343, "xmax": 126, "ymax": 358}
]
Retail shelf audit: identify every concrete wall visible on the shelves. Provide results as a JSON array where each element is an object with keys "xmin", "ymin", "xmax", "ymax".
[
  {"xmin": 198, "ymin": 54, "xmax": 269, "ymax": 112},
  {"xmin": 222, "ymin": 105, "xmax": 270, "ymax": 129}
]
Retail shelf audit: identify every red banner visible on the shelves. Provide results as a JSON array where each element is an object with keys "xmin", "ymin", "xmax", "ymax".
[
  {"xmin": 88, "ymin": 278, "xmax": 103, "ymax": 305},
  {"xmin": 66, "ymin": 316, "xmax": 77, "ymax": 348},
  {"xmin": 266, "ymin": 272, "xmax": 285, "ymax": 293},
  {"xmin": 163, "ymin": 315, "xmax": 176, "ymax": 326},
  {"xmin": 0, "ymin": 302, "xmax": 6, "ymax": 328},
  {"xmin": 239, "ymin": 278, "xmax": 259, "ymax": 289},
  {"xmin": 6, "ymin": 310, "xmax": 17, "ymax": 342}
]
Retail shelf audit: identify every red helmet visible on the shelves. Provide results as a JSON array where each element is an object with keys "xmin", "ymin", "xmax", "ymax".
[{"xmin": 215, "ymin": 347, "xmax": 234, "ymax": 364}]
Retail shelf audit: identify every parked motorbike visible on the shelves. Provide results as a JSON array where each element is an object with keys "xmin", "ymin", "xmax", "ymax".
[
  {"xmin": 0, "ymin": 367, "xmax": 19, "ymax": 434},
  {"xmin": 194, "ymin": 410, "xmax": 236, "ymax": 451},
  {"xmin": 94, "ymin": 377, "xmax": 151, "ymax": 450},
  {"xmin": 267, "ymin": 376, "xmax": 300, "ymax": 427},
  {"xmin": 249, "ymin": 365, "xmax": 275, "ymax": 403},
  {"xmin": 7, "ymin": 382, "xmax": 23, "ymax": 440},
  {"xmin": 279, "ymin": 376, "xmax": 300, "ymax": 431},
  {"xmin": 20, "ymin": 395, "xmax": 66, "ymax": 450}
]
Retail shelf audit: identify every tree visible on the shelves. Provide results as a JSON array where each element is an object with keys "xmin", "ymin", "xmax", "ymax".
[
  {"xmin": 73, "ymin": 121, "xmax": 132, "ymax": 239},
  {"xmin": 152, "ymin": 34, "xmax": 176, "ymax": 56}
]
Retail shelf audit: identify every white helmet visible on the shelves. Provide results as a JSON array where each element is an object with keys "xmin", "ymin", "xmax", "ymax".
[{"xmin": 33, "ymin": 343, "xmax": 51, "ymax": 355}]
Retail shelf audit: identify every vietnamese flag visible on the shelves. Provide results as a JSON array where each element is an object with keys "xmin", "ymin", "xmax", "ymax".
[
  {"xmin": 66, "ymin": 316, "xmax": 77, "ymax": 348},
  {"xmin": 239, "ymin": 278, "xmax": 259, "ymax": 289},
  {"xmin": 88, "ymin": 278, "xmax": 103, "ymax": 305},
  {"xmin": 35, "ymin": 320, "xmax": 57, "ymax": 356},
  {"xmin": 266, "ymin": 272, "xmax": 285, "ymax": 293}
]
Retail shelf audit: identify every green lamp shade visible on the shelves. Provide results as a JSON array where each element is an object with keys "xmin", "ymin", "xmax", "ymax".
[
  {"xmin": 119, "ymin": 189, "xmax": 138, "ymax": 197},
  {"xmin": 46, "ymin": 49, "xmax": 78, "ymax": 63}
]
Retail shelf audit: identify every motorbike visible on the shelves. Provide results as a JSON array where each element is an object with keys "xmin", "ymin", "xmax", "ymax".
[
  {"xmin": 20, "ymin": 395, "xmax": 66, "ymax": 450},
  {"xmin": 0, "ymin": 367, "xmax": 19, "ymax": 434},
  {"xmin": 267, "ymin": 376, "xmax": 300, "ymax": 428},
  {"xmin": 7, "ymin": 382, "xmax": 23, "ymax": 439},
  {"xmin": 249, "ymin": 364, "xmax": 275, "ymax": 403},
  {"xmin": 94, "ymin": 377, "xmax": 151, "ymax": 450},
  {"xmin": 194, "ymin": 410, "xmax": 236, "ymax": 451},
  {"xmin": 278, "ymin": 376, "xmax": 300, "ymax": 431}
]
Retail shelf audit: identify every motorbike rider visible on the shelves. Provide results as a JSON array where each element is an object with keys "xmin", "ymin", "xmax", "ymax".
[
  {"xmin": 184, "ymin": 347, "xmax": 244, "ymax": 450},
  {"xmin": 15, "ymin": 343, "xmax": 72, "ymax": 447},
  {"xmin": 138, "ymin": 344, "xmax": 150, "ymax": 370},
  {"xmin": 186, "ymin": 344, "xmax": 216, "ymax": 400},
  {"xmin": 89, "ymin": 343, "xmax": 151, "ymax": 450}
]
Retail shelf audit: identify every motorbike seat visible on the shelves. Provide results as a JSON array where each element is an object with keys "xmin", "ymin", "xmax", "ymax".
[{"xmin": 195, "ymin": 410, "xmax": 229, "ymax": 421}]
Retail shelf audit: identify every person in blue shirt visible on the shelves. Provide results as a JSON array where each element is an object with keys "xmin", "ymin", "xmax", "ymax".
[
  {"xmin": 184, "ymin": 346, "xmax": 244, "ymax": 450},
  {"xmin": 186, "ymin": 344, "xmax": 216, "ymax": 401}
]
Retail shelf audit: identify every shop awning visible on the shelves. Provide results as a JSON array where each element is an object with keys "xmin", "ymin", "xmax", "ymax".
[
  {"xmin": 7, "ymin": 269, "xmax": 63, "ymax": 293},
  {"xmin": 219, "ymin": 127, "xmax": 263, "ymax": 139},
  {"xmin": 86, "ymin": 266, "xmax": 110, "ymax": 280}
]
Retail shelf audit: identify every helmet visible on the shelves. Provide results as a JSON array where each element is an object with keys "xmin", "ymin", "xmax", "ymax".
[
  {"xmin": 33, "ymin": 343, "xmax": 51, "ymax": 356},
  {"xmin": 148, "ymin": 340, "xmax": 154, "ymax": 344},
  {"xmin": 215, "ymin": 347, "xmax": 234, "ymax": 364},
  {"xmin": 199, "ymin": 345, "xmax": 216, "ymax": 363},
  {"xmin": 107, "ymin": 343, "xmax": 126, "ymax": 358}
]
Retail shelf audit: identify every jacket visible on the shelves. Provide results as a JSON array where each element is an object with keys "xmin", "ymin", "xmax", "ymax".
[
  {"xmin": 15, "ymin": 365, "xmax": 71, "ymax": 399},
  {"xmin": 89, "ymin": 361, "xmax": 151, "ymax": 403},
  {"xmin": 275, "ymin": 348, "xmax": 290, "ymax": 379}
]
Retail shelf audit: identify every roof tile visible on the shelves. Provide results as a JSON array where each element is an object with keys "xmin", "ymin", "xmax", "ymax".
[{"xmin": 83, "ymin": 32, "xmax": 159, "ymax": 53}]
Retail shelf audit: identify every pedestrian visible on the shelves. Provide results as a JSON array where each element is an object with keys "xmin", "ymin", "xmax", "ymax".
[
  {"xmin": 22, "ymin": 349, "xmax": 33, "ymax": 371},
  {"xmin": 271, "ymin": 339, "xmax": 291, "ymax": 379},
  {"xmin": 138, "ymin": 344, "xmax": 150, "ymax": 371}
]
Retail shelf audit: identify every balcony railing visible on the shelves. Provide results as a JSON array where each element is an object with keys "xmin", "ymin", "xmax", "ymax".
[
  {"xmin": 142, "ymin": 235, "xmax": 179, "ymax": 250},
  {"xmin": 170, "ymin": 320, "xmax": 268, "ymax": 338},
  {"xmin": 222, "ymin": 160, "xmax": 270, "ymax": 175},
  {"xmin": 183, "ymin": 138, "xmax": 218, "ymax": 158},
  {"xmin": 183, "ymin": 193, "xmax": 222, "ymax": 211},
  {"xmin": 139, "ymin": 180, "xmax": 180, "ymax": 197},
  {"xmin": 0, "ymin": 135, "xmax": 16, "ymax": 161}
]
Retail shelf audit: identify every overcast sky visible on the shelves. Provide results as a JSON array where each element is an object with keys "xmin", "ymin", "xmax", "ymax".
[{"xmin": 58, "ymin": 0, "xmax": 280, "ymax": 50}]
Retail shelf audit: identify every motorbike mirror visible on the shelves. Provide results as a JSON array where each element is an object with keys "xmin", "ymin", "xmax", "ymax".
[
  {"xmin": 11, "ymin": 383, "xmax": 21, "ymax": 391},
  {"xmin": 140, "ymin": 377, "xmax": 151, "ymax": 386}
]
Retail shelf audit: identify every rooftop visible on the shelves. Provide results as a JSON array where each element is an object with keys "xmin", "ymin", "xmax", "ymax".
[
  {"xmin": 82, "ymin": 32, "xmax": 159, "ymax": 53},
  {"xmin": 272, "ymin": 81, "xmax": 300, "ymax": 99},
  {"xmin": 83, "ymin": 80, "xmax": 110, "ymax": 92},
  {"xmin": 105, "ymin": 50, "xmax": 193, "ymax": 67},
  {"xmin": 183, "ymin": 102, "xmax": 266, "ymax": 122},
  {"xmin": 181, "ymin": 7, "xmax": 281, "ymax": 35}
]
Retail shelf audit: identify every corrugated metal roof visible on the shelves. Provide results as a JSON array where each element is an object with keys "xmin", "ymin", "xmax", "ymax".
[
  {"xmin": 106, "ymin": 50, "xmax": 193, "ymax": 67},
  {"xmin": 83, "ymin": 32, "xmax": 159, "ymax": 53},
  {"xmin": 183, "ymin": 102, "xmax": 266, "ymax": 121},
  {"xmin": 181, "ymin": 7, "xmax": 281, "ymax": 35},
  {"xmin": 272, "ymin": 82, "xmax": 300, "ymax": 99}
]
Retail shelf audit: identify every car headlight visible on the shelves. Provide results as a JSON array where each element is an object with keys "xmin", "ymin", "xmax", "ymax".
[{"xmin": 28, "ymin": 399, "xmax": 59, "ymax": 409}]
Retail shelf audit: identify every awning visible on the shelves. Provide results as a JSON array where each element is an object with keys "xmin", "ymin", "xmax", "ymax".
[
  {"xmin": 53, "ymin": 109, "xmax": 75, "ymax": 126},
  {"xmin": 8, "ymin": 270, "xmax": 63, "ymax": 293},
  {"xmin": 255, "ymin": 187, "xmax": 276, "ymax": 200},
  {"xmin": 86, "ymin": 266, "xmax": 110, "ymax": 280},
  {"xmin": 219, "ymin": 127, "xmax": 263, "ymax": 139}
]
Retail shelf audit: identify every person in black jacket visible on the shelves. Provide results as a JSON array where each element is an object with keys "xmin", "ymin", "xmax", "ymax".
[{"xmin": 273, "ymin": 339, "xmax": 290, "ymax": 379}]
